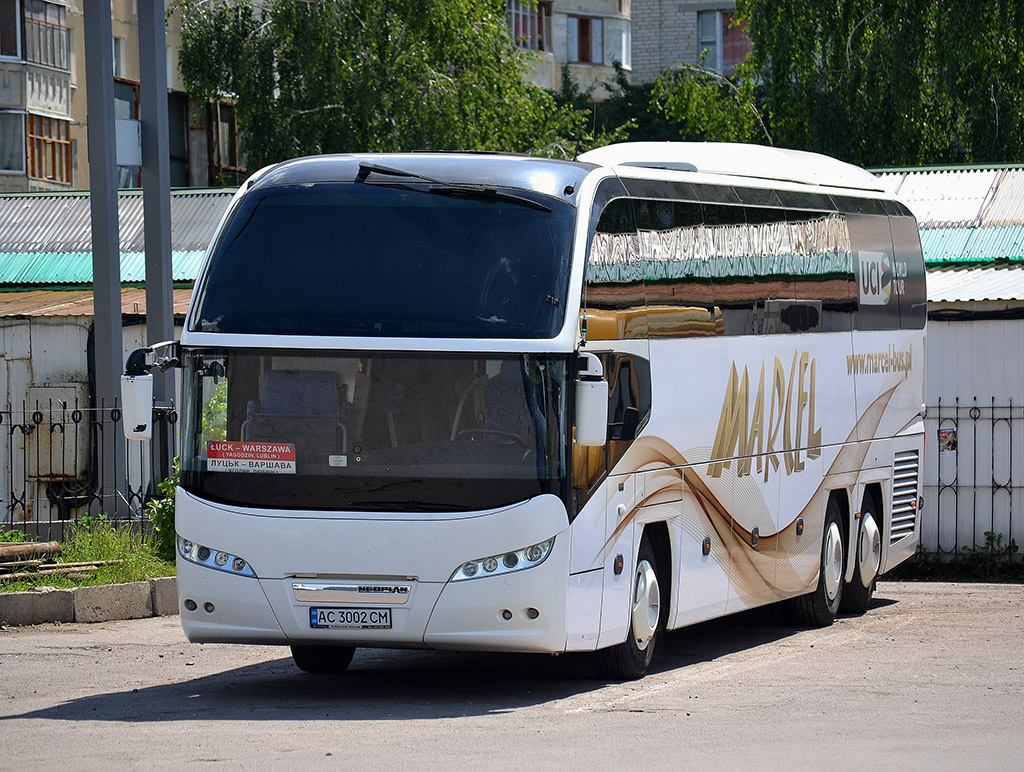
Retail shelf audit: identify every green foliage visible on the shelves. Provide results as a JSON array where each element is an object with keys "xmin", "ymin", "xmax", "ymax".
[
  {"xmin": 1, "ymin": 516, "xmax": 175, "ymax": 593},
  {"xmin": 889, "ymin": 532, "xmax": 1024, "ymax": 582},
  {"xmin": 146, "ymin": 457, "xmax": 180, "ymax": 563},
  {"xmin": 174, "ymin": 0, "xmax": 592, "ymax": 164},
  {"xmin": 653, "ymin": 59, "xmax": 769, "ymax": 144},
  {"xmin": 737, "ymin": 0, "xmax": 1024, "ymax": 165},
  {"xmin": 0, "ymin": 529, "xmax": 29, "ymax": 543},
  {"xmin": 201, "ymin": 379, "xmax": 228, "ymax": 443}
]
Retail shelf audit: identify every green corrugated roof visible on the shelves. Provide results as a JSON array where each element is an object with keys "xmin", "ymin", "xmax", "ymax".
[
  {"xmin": 919, "ymin": 226, "xmax": 1024, "ymax": 263},
  {"xmin": 0, "ymin": 250, "xmax": 207, "ymax": 285},
  {"xmin": 0, "ymin": 188, "xmax": 233, "ymax": 288}
]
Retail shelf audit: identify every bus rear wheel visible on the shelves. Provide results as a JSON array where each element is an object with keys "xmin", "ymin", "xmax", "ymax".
[
  {"xmin": 841, "ymin": 495, "xmax": 882, "ymax": 615},
  {"xmin": 593, "ymin": 535, "xmax": 661, "ymax": 680},
  {"xmin": 790, "ymin": 497, "xmax": 844, "ymax": 627},
  {"xmin": 290, "ymin": 644, "xmax": 356, "ymax": 674}
]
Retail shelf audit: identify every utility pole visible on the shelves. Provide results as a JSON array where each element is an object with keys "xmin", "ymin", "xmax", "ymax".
[
  {"xmin": 84, "ymin": 0, "xmax": 127, "ymax": 515},
  {"xmin": 139, "ymin": 0, "xmax": 175, "ymax": 488}
]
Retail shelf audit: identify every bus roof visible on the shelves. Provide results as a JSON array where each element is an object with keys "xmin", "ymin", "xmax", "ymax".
[{"xmin": 578, "ymin": 142, "xmax": 884, "ymax": 193}]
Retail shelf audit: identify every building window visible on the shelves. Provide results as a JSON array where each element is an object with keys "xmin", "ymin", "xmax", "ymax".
[
  {"xmin": 26, "ymin": 113, "xmax": 70, "ymax": 183},
  {"xmin": 1, "ymin": 0, "xmax": 20, "ymax": 58},
  {"xmin": 697, "ymin": 10, "xmax": 752, "ymax": 76},
  {"xmin": 24, "ymin": 0, "xmax": 68, "ymax": 70},
  {"xmin": 168, "ymin": 92, "xmax": 189, "ymax": 187},
  {"xmin": 568, "ymin": 16, "xmax": 603, "ymax": 65},
  {"xmin": 209, "ymin": 102, "xmax": 245, "ymax": 186},
  {"xmin": 507, "ymin": 1, "xmax": 552, "ymax": 53},
  {"xmin": 114, "ymin": 77, "xmax": 140, "ymax": 188},
  {"xmin": 0, "ymin": 110, "xmax": 25, "ymax": 171},
  {"xmin": 112, "ymin": 35, "xmax": 126, "ymax": 77}
]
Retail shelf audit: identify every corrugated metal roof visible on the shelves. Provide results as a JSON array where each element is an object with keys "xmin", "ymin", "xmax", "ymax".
[
  {"xmin": 0, "ymin": 288, "xmax": 195, "ymax": 317},
  {"xmin": 918, "ymin": 226, "xmax": 1024, "ymax": 263},
  {"xmin": 877, "ymin": 167, "xmax": 1024, "ymax": 230},
  {"xmin": 0, "ymin": 250, "xmax": 207, "ymax": 284},
  {"xmin": 926, "ymin": 264, "xmax": 1024, "ymax": 302},
  {"xmin": 0, "ymin": 189, "xmax": 233, "ymax": 285}
]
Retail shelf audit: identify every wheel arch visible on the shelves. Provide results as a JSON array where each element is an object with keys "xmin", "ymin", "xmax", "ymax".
[{"xmin": 639, "ymin": 520, "xmax": 672, "ymax": 630}]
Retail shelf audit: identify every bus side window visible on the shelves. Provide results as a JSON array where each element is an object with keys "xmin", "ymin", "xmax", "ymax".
[
  {"xmin": 572, "ymin": 352, "xmax": 652, "ymax": 508},
  {"xmin": 607, "ymin": 353, "xmax": 652, "ymax": 473},
  {"xmin": 585, "ymin": 198, "xmax": 646, "ymax": 341}
]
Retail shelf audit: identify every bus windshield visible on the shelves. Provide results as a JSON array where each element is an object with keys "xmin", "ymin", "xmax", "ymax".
[
  {"xmin": 190, "ymin": 182, "xmax": 575, "ymax": 338},
  {"xmin": 180, "ymin": 349, "xmax": 570, "ymax": 512}
]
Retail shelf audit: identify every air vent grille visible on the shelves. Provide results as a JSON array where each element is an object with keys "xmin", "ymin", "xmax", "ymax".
[{"xmin": 890, "ymin": 450, "xmax": 920, "ymax": 544}]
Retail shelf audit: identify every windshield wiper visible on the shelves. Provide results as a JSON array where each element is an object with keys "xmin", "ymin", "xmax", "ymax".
[
  {"xmin": 426, "ymin": 184, "xmax": 552, "ymax": 213},
  {"xmin": 356, "ymin": 162, "xmax": 552, "ymax": 213},
  {"xmin": 356, "ymin": 162, "xmax": 447, "ymax": 185}
]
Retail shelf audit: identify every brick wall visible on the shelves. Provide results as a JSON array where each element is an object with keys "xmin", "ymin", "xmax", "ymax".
[{"xmin": 632, "ymin": 0, "xmax": 736, "ymax": 84}]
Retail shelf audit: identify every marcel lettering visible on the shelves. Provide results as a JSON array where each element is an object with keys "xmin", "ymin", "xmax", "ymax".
[{"xmin": 707, "ymin": 352, "xmax": 822, "ymax": 481}]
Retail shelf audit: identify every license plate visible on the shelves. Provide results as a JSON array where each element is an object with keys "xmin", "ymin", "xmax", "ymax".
[{"xmin": 309, "ymin": 607, "xmax": 392, "ymax": 630}]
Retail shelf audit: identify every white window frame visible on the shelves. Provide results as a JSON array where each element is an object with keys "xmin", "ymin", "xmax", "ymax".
[
  {"xmin": 0, "ymin": 0, "xmax": 22, "ymax": 60},
  {"xmin": 113, "ymin": 36, "xmax": 126, "ymax": 78},
  {"xmin": 567, "ymin": 15, "xmax": 604, "ymax": 65},
  {"xmin": 697, "ymin": 10, "xmax": 723, "ymax": 72},
  {"xmin": 0, "ymin": 109, "xmax": 26, "ymax": 174}
]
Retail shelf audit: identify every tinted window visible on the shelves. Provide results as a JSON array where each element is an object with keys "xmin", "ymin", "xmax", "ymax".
[
  {"xmin": 191, "ymin": 182, "xmax": 575, "ymax": 338},
  {"xmin": 181, "ymin": 348, "xmax": 570, "ymax": 512},
  {"xmin": 586, "ymin": 198, "xmax": 646, "ymax": 340}
]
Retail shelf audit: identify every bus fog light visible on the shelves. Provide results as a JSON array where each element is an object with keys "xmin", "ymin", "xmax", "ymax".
[
  {"xmin": 204, "ymin": 602, "xmax": 215, "ymax": 613},
  {"xmin": 501, "ymin": 609, "xmax": 513, "ymax": 620},
  {"xmin": 526, "ymin": 607, "xmax": 539, "ymax": 619},
  {"xmin": 184, "ymin": 599, "xmax": 197, "ymax": 611}
]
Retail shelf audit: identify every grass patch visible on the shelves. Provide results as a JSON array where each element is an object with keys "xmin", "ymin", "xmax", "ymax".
[{"xmin": 0, "ymin": 516, "xmax": 175, "ymax": 593}]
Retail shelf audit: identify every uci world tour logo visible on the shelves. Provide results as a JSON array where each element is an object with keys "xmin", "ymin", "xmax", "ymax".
[{"xmin": 858, "ymin": 251, "xmax": 891, "ymax": 305}]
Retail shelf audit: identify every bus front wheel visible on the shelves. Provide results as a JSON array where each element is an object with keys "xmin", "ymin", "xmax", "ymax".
[
  {"xmin": 790, "ymin": 497, "xmax": 844, "ymax": 627},
  {"xmin": 290, "ymin": 644, "xmax": 356, "ymax": 674},
  {"xmin": 592, "ymin": 535, "xmax": 661, "ymax": 680}
]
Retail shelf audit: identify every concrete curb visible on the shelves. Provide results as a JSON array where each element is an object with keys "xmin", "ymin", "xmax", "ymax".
[{"xmin": 0, "ymin": 577, "xmax": 177, "ymax": 626}]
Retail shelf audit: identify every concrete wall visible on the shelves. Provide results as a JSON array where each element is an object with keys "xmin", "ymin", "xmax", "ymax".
[
  {"xmin": 0, "ymin": 315, "xmax": 183, "ymax": 529},
  {"xmin": 922, "ymin": 301, "xmax": 1024, "ymax": 556}
]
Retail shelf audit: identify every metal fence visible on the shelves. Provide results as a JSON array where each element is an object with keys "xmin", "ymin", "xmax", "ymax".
[
  {"xmin": 923, "ymin": 398, "xmax": 1023, "ymax": 561},
  {"xmin": 0, "ymin": 399, "xmax": 177, "ymax": 542}
]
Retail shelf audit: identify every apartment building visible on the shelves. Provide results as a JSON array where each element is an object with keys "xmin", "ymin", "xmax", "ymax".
[
  {"xmin": 630, "ymin": 0, "xmax": 751, "ymax": 84},
  {"xmin": 509, "ymin": 1, "xmax": 633, "ymax": 96},
  {"xmin": 0, "ymin": 1, "xmax": 242, "ymax": 193}
]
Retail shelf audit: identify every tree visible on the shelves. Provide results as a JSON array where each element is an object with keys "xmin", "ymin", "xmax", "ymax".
[
  {"xmin": 174, "ymin": 0, "xmax": 589, "ymax": 166},
  {"xmin": 737, "ymin": 0, "xmax": 1024, "ymax": 165},
  {"xmin": 652, "ymin": 61, "xmax": 770, "ymax": 144}
]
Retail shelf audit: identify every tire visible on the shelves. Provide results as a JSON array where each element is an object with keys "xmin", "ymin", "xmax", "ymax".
[
  {"xmin": 290, "ymin": 644, "xmax": 356, "ymax": 674},
  {"xmin": 840, "ymin": 496, "xmax": 882, "ymax": 615},
  {"xmin": 593, "ymin": 535, "xmax": 662, "ymax": 680},
  {"xmin": 790, "ymin": 497, "xmax": 844, "ymax": 627}
]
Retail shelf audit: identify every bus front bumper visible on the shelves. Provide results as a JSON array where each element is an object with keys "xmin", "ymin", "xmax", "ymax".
[{"xmin": 175, "ymin": 492, "xmax": 570, "ymax": 653}]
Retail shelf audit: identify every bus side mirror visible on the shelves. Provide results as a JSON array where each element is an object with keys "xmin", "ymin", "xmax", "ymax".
[
  {"xmin": 575, "ymin": 353, "xmax": 608, "ymax": 447},
  {"xmin": 121, "ymin": 347, "xmax": 154, "ymax": 441}
]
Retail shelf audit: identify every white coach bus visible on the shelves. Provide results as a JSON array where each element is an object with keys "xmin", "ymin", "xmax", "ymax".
[{"xmin": 123, "ymin": 142, "xmax": 926, "ymax": 679}]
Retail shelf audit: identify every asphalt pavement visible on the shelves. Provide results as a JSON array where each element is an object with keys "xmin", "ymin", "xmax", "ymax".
[{"xmin": 1, "ymin": 581, "xmax": 1021, "ymax": 771}]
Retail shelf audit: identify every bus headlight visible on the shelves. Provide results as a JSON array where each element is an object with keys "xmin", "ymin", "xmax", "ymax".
[
  {"xmin": 177, "ymin": 535, "xmax": 257, "ymax": 578},
  {"xmin": 451, "ymin": 537, "xmax": 554, "ymax": 582}
]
